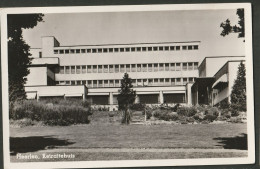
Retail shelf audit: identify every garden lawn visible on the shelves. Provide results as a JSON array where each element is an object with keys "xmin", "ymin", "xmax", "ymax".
[{"xmin": 10, "ymin": 123, "xmax": 247, "ymax": 149}]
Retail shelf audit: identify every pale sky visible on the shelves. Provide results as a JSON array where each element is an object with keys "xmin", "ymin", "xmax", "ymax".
[{"xmin": 22, "ymin": 9, "xmax": 245, "ymax": 61}]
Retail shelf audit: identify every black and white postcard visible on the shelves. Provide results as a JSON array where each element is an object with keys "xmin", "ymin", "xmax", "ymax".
[{"xmin": 1, "ymin": 3, "xmax": 255, "ymax": 169}]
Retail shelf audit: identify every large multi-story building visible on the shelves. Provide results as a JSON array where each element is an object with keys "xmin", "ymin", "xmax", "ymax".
[{"xmin": 25, "ymin": 36, "xmax": 245, "ymax": 110}]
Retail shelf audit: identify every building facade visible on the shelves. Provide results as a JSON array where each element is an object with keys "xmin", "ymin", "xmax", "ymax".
[
  {"xmin": 25, "ymin": 36, "xmax": 200, "ymax": 108},
  {"xmin": 191, "ymin": 56, "xmax": 245, "ymax": 106},
  {"xmin": 25, "ymin": 36, "xmax": 244, "ymax": 109}
]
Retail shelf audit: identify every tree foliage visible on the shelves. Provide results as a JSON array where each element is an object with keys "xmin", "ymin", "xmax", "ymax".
[
  {"xmin": 230, "ymin": 61, "xmax": 246, "ymax": 115},
  {"xmin": 220, "ymin": 8, "xmax": 244, "ymax": 39},
  {"xmin": 117, "ymin": 73, "xmax": 136, "ymax": 124},
  {"xmin": 8, "ymin": 14, "xmax": 44, "ymax": 103}
]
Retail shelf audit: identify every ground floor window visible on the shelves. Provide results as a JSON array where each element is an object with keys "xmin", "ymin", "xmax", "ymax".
[{"xmin": 163, "ymin": 93, "xmax": 185, "ymax": 103}]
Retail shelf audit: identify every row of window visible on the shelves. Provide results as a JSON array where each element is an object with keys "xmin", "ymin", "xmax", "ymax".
[
  {"xmin": 59, "ymin": 62, "xmax": 199, "ymax": 74},
  {"xmin": 54, "ymin": 45, "xmax": 199, "ymax": 54},
  {"xmin": 57, "ymin": 77, "xmax": 196, "ymax": 88}
]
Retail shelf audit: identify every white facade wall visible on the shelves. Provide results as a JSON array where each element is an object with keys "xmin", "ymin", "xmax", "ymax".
[
  {"xmin": 26, "ymin": 67, "xmax": 47, "ymax": 86},
  {"xmin": 205, "ymin": 57, "xmax": 244, "ymax": 77}
]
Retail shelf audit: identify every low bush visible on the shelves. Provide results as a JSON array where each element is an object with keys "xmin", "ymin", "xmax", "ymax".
[
  {"xmin": 204, "ymin": 106, "xmax": 220, "ymax": 117},
  {"xmin": 10, "ymin": 100, "xmax": 91, "ymax": 126},
  {"xmin": 177, "ymin": 106, "xmax": 197, "ymax": 117},
  {"xmin": 152, "ymin": 109, "xmax": 178, "ymax": 121},
  {"xmin": 203, "ymin": 114, "xmax": 217, "ymax": 122},
  {"xmin": 130, "ymin": 103, "xmax": 146, "ymax": 111},
  {"xmin": 228, "ymin": 116, "xmax": 243, "ymax": 123}
]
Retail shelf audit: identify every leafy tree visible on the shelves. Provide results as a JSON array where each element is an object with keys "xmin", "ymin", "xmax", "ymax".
[
  {"xmin": 230, "ymin": 61, "xmax": 246, "ymax": 116},
  {"xmin": 117, "ymin": 73, "xmax": 136, "ymax": 124},
  {"xmin": 8, "ymin": 14, "xmax": 44, "ymax": 104},
  {"xmin": 220, "ymin": 8, "xmax": 244, "ymax": 39}
]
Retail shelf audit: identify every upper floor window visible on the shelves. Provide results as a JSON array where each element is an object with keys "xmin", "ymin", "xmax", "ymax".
[
  {"xmin": 194, "ymin": 45, "xmax": 199, "ymax": 50},
  {"xmin": 188, "ymin": 46, "xmax": 193, "ymax": 50},
  {"xmin": 182, "ymin": 46, "xmax": 187, "ymax": 50}
]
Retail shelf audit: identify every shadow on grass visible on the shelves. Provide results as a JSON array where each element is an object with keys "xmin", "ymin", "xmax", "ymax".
[
  {"xmin": 10, "ymin": 136, "xmax": 74, "ymax": 155},
  {"xmin": 213, "ymin": 133, "xmax": 247, "ymax": 150}
]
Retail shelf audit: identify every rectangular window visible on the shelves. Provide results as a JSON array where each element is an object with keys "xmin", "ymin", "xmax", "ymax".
[
  {"xmin": 148, "ymin": 79, "xmax": 153, "ymax": 86},
  {"xmin": 164, "ymin": 46, "xmax": 169, "ymax": 51},
  {"xmin": 93, "ymin": 65, "xmax": 97, "ymax": 73},
  {"xmin": 98, "ymin": 65, "xmax": 103, "ymax": 73},
  {"xmin": 137, "ymin": 47, "xmax": 141, "ymax": 52},
  {"xmin": 76, "ymin": 66, "xmax": 81, "ymax": 74},
  {"xmin": 165, "ymin": 78, "xmax": 170, "ymax": 85},
  {"xmin": 104, "ymin": 65, "xmax": 108, "ymax": 73},
  {"xmin": 114, "ymin": 48, "xmax": 119, "ymax": 52},
  {"xmin": 159, "ymin": 63, "xmax": 164, "ymax": 71},
  {"xmin": 126, "ymin": 48, "xmax": 130, "ymax": 52},
  {"xmin": 115, "ymin": 80, "xmax": 120, "ymax": 87},
  {"xmin": 104, "ymin": 80, "xmax": 109, "ymax": 87},
  {"xmin": 159, "ymin": 46, "xmax": 163, "ymax": 51},
  {"xmin": 183, "ymin": 78, "xmax": 187, "ymax": 84},
  {"xmin": 87, "ymin": 80, "xmax": 92, "ymax": 88},
  {"xmin": 76, "ymin": 49, "xmax": 80, "ymax": 53},
  {"xmin": 165, "ymin": 63, "xmax": 169, "ymax": 71},
  {"xmin": 170, "ymin": 46, "xmax": 175, "ymax": 51},
  {"xmin": 159, "ymin": 78, "xmax": 164, "ymax": 85},
  {"xmin": 65, "ymin": 81, "xmax": 70, "ymax": 85},
  {"xmin": 182, "ymin": 46, "xmax": 187, "ymax": 50},
  {"xmin": 98, "ymin": 48, "xmax": 102, "ymax": 53},
  {"xmin": 92, "ymin": 49, "xmax": 97, "ymax": 53},
  {"xmin": 176, "ymin": 78, "xmax": 181, "ymax": 85},
  {"xmin": 93, "ymin": 80, "xmax": 97, "ymax": 88},
  {"xmin": 65, "ymin": 66, "xmax": 70, "ymax": 74},
  {"xmin": 81, "ymin": 49, "xmax": 86, "ymax": 53},
  {"xmin": 120, "ymin": 48, "xmax": 124, "ymax": 52},
  {"xmin": 154, "ymin": 64, "xmax": 158, "ymax": 72},
  {"xmin": 142, "ymin": 47, "xmax": 147, "ymax": 51},
  {"xmin": 82, "ymin": 66, "xmax": 86, "ymax": 74},
  {"xmin": 70, "ymin": 49, "xmax": 75, "ymax": 53},
  {"xmin": 59, "ymin": 50, "xmax": 64, "ymax": 54},
  {"xmin": 132, "ymin": 79, "xmax": 137, "ymax": 86},
  {"xmin": 131, "ymin": 64, "xmax": 136, "ymax": 72},
  {"xmin": 171, "ymin": 78, "xmax": 175, "ymax": 86},
  {"xmin": 176, "ymin": 46, "xmax": 180, "ymax": 50},
  {"xmin": 109, "ymin": 80, "xmax": 114, "ymax": 87},
  {"xmin": 148, "ymin": 47, "xmax": 152, "ymax": 51},
  {"xmin": 54, "ymin": 50, "xmax": 58, "ymax": 54},
  {"xmin": 131, "ymin": 47, "xmax": 136, "ymax": 52},
  {"xmin": 182, "ymin": 63, "xmax": 187, "ymax": 71},
  {"xmin": 153, "ymin": 47, "xmax": 158, "ymax": 51},
  {"xmin": 87, "ymin": 65, "xmax": 92, "ymax": 73},
  {"xmin": 143, "ymin": 79, "xmax": 148, "ymax": 86},
  {"xmin": 142, "ymin": 64, "xmax": 147, "ymax": 72},
  {"xmin": 59, "ymin": 66, "xmax": 64, "ymax": 74},
  {"xmin": 87, "ymin": 49, "xmax": 91, "ymax": 53},
  {"xmin": 148, "ymin": 64, "xmax": 153, "ymax": 72},
  {"xmin": 194, "ymin": 62, "xmax": 198, "ymax": 69},
  {"xmin": 71, "ymin": 81, "xmax": 75, "ymax": 85},
  {"xmin": 194, "ymin": 45, "xmax": 199, "ymax": 50},
  {"xmin": 176, "ymin": 63, "xmax": 181, "ymax": 71},
  {"xmin": 103, "ymin": 48, "xmax": 108, "ymax": 53},
  {"xmin": 77, "ymin": 81, "xmax": 81, "ymax": 85},
  {"xmin": 189, "ymin": 78, "xmax": 193, "ymax": 83},
  {"xmin": 115, "ymin": 65, "xmax": 119, "ymax": 73},
  {"xmin": 98, "ymin": 80, "xmax": 103, "ymax": 87},
  {"xmin": 154, "ymin": 79, "xmax": 159, "ymax": 85},
  {"xmin": 188, "ymin": 46, "xmax": 193, "ymax": 50},
  {"xmin": 126, "ymin": 64, "xmax": 130, "ymax": 72},
  {"xmin": 82, "ymin": 80, "xmax": 86, "ymax": 85},
  {"xmin": 137, "ymin": 79, "xmax": 142, "ymax": 86},
  {"xmin": 109, "ymin": 48, "xmax": 113, "ymax": 52},
  {"xmin": 170, "ymin": 63, "xmax": 175, "ymax": 71},
  {"xmin": 137, "ymin": 64, "xmax": 141, "ymax": 72},
  {"xmin": 188, "ymin": 62, "xmax": 193, "ymax": 70},
  {"xmin": 71, "ymin": 66, "xmax": 75, "ymax": 74},
  {"xmin": 120, "ymin": 65, "xmax": 125, "ymax": 73},
  {"xmin": 65, "ymin": 50, "xmax": 69, "ymax": 54},
  {"xmin": 109, "ymin": 65, "xmax": 114, "ymax": 73}
]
